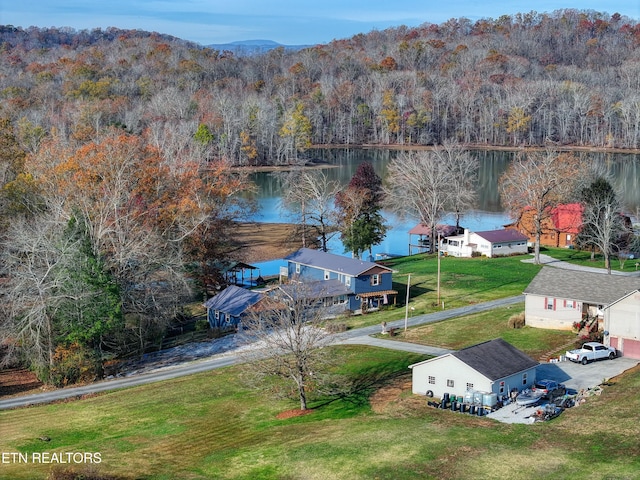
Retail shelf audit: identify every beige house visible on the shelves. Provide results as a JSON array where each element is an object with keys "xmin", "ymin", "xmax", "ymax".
[
  {"xmin": 524, "ymin": 268, "xmax": 640, "ymax": 331},
  {"xmin": 604, "ymin": 289, "xmax": 640, "ymax": 359},
  {"xmin": 409, "ymin": 338, "xmax": 538, "ymax": 400}
]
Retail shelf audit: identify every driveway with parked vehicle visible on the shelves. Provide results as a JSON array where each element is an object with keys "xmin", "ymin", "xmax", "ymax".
[{"xmin": 488, "ymin": 356, "xmax": 639, "ymax": 424}]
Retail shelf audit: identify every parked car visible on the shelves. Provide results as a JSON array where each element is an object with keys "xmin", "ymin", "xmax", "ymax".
[
  {"xmin": 566, "ymin": 341, "xmax": 616, "ymax": 365},
  {"xmin": 516, "ymin": 379, "xmax": 566, "ymax": 406}
]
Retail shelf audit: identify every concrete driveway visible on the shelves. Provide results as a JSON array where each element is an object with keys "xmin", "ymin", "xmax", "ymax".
[{"xmin": 487, "ymin": 356, "xmax": 639, "ymax": 424}]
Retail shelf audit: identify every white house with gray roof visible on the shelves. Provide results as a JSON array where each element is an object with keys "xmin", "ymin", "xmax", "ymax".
[
  {"xmin": 524, "ymin": 267, "xmax": 640, "ymax": 331},
  {"xmin": 443, "ymin": 229, "xmax": 529, "ymax": 258},
  {"xmin": 409, "ymin": 338, "xmax": 538, "ymax": 400}
]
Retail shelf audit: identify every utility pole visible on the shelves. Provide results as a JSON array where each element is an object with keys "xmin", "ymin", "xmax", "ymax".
[
  {"xmin": 437, "ymin": 233, "xmax": 441, "ymax": 306},
  {"xmin": 404, "ymin": 273, "xmax": 411, "ymax": 332}
]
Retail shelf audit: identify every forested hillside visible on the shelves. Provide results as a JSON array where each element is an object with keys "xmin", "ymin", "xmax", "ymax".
[
  {"xmin": 1, "ymin": 9, "xmax": 639, "ymax": 168},
  {"xmin": 1, "ymin": 9, "xmax": 639, "ymax": 384}
]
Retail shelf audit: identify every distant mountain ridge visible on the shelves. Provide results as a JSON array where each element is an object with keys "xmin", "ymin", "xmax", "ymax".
[{"xmin": 206, "ymin": 39, "xmax": 310, "ymax": 55}]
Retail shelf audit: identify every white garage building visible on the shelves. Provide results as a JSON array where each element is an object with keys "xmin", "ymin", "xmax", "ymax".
[{"xmin": 409, "ymin": 338, "xmax": 539, "ymax": 400}]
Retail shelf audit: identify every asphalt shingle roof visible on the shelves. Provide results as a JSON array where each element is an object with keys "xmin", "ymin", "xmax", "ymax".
[
  {"xmin": 204, "ymin": 285, "xmax": 263, "ymax": 316},
  {"xmin": 524, "ymin": 267, "xmax": 640, "ymax": 305},
  {"xmin": 452, "ymin": 338, "xmax": 539, "ymax": 381},
  {"xmin": 475, "ymin": 229, "xmax": 529, "ymax": 243},
  {"xmin": 285, "ymin": 248, "xmax": 392, "ymax": 276}
]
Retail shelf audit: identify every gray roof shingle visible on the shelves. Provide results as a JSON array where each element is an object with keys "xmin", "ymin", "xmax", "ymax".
[
  {"xmin": 475, "ymin": 229, "xmax": 529, "ymax": 243},
  {"xmin": 285, "ymin": 248, "xmax": 392, "ymax": 276},
  {"xmin": 204, "ymin": 285, "xmax": 263, "ymax": 316},
  {"xmin": 524, "ymin": 267, "xmax": 640, "ymax": 305},
  {"xmin": 452, "ymin": 338, "xmax": 538, "ymax": 380}
]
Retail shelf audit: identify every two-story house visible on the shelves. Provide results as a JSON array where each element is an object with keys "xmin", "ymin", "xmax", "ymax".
[{"xmin": 283, "ymin": 248, "xmax": 398, "ymax": 314}]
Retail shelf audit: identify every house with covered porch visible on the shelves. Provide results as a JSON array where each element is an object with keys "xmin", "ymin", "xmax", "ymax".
[{"xmin": 283, "ymin": 248, "xmax": 398, "ymax": 314}]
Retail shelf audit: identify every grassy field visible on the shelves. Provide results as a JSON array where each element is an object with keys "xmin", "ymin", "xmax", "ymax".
[
  {"xmin": 387, "ymin": 304, "xmax": 577, "ymax": 360},
  {"xmin": 1, "ymin": 342, "xmax": 639, "ymax": 480},
  {"xmin": 2, "ymin": 250, "xmax": 637, "ymax": 480},
  {"xmin": 335, "ymin": 252, "xmax": 542, "ymax": 330},
  {"xmin": 541, "ymin": 246, "xmax": 640, "ymax": 273}
]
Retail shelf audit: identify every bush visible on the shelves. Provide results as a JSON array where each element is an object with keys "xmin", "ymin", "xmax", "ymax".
[
  {"xmin": 47, "ymin": 466, "xmax": 124, "ymax": 480},
  {"xmin": 326, "ymin": 322, "xmax": 347, "ymax": 333},
  {"xmin": 507, "ymin": 312, "xmax": 526, "ymax": 329},
  {"xmin": 49, "ymin": 343, "xmax": 102, "ymax": 387},
  {"xmin": 194, "ymin": 318, "xmax": 209, "ymax": 331}
]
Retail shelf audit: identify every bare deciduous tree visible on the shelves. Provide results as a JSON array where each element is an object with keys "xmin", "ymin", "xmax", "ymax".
[
  {"xmin": 384, "ymin": 144, "xmax": 477, "ymax": 247},
  {"xmin": 576, "ymin": 177, "xmax": 631, "ymax": 274},
  {"xmin": 499, "ymin": 150, "xmax": 585, "ymax": 264},
  {"xmin": 278, "ymin": 169, "xmax": 340, "ymax": 251},
  {"xmin": 238, "ymin": 282, "xmax": 338, "ymax": 411}
]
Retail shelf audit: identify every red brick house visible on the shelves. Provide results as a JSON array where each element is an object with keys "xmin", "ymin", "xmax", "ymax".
[{"xmin": 506, "ymin": 203, "xmax": 583, "ymax": 248}]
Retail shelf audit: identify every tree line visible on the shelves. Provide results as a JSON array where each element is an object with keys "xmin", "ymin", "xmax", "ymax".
[
  {"xmin": 0, "ymin": 9, "xmax": 639, "ymax": 169},
  {"xmin": 1, "ymin": 9, "xmax": 639, "ymax": 386}
]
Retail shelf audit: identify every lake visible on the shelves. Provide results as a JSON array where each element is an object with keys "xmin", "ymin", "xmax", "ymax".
[{"xmin": 249, "ymin": 148, "xmax": 640, "ymax": 275}]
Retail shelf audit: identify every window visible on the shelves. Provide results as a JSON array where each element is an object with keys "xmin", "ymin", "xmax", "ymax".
[
  {"xmin": 428, "ymin": 376, "xmax": 435, "ymax": 385},
  {"xmin": 332, "ymin": 295, "xmax": 347, "ymax": 305},
  {"xmin": 345, "ymin": 276, "xmax": 351, "ymax": 287},
  {"xmin": 564, "ymin": 300, "xmax": 575, "ymax": 309},
  {"xmin": 466, "ymin": 382, "xmax": 474, "ymax": 391},
  {"xmin": 214, "ymin": 311, "xmax": 220, "ymax": 320},
  {"xmin": 324, "ymin": 270, "xmax": 330, "ymax": 280},
  {"xmin": 499, "ymin": 381, "xmax": 505, "ymax": 394},
  {"xmin": 522, "ymin": 373, "xmax": 528, "ymax": 385},
  {"xmin": 447, "ymin": 379, "xmax": 455, "ymax": 388},
  {"xmin": 545, "ymin": 297, "xmax": 555, "ymax": 310},
  {"xmin": 370, "ymin": 274, "xmax": 380, "ymax": 286},
  {"xmin": 295, "ymin": 263, "xmax": 300, "ymax": 274}
]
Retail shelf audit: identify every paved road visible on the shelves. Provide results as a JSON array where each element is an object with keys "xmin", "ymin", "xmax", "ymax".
[
  {"xmin": 2, "ymin": 253, "xmax": 636, "ymax": 411},
  {"xmin": 525, "ymin": 253, "xmax": 640, "ymax": 276},
  {"xmin": 0, "ymin": 295, "xmax": 524, "ymax": 410}
]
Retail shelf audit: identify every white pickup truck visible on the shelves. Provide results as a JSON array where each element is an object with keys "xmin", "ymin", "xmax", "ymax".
[{"xmin": 566, "ymin": 342, "xmax": 616, "ymax": 365}]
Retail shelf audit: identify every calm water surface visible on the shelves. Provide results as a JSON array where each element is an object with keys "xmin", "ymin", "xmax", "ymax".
[{"xmin": 250, "ymin": 148, "xmax": 640, "ymax": 275}]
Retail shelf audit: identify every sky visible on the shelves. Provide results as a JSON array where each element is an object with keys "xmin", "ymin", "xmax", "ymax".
[{"xmin": 1, "ymin": 1, "xmax": 639, "ymax": 46}]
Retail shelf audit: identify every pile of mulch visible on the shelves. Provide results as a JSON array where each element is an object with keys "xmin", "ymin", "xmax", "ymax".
[{"xmin": 276, "ymin": 408, "xmax": 315, "ymax": 420}]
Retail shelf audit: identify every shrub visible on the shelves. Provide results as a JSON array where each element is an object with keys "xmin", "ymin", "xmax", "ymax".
[
  {"xmin": 194, "ymin": 318, "xmax": 209, "ymax": 331},
  {"xmin": 47, "ymin": 466, "xmax": 125, "ymax": 480},
  {"xmin": 507, "ymin": 312, "xmax": 526, "ymax": 329},
  {"xmin": 49, "ymin": 343, "xmax": 102, "ymax": 387},
  {"xmin": 326, "ymin": 322, "xmax": 347, "ymax": 333}
]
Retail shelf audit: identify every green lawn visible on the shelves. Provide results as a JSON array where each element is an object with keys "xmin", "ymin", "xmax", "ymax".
[
  {"xmin": 387, "ymin": 303, "xmax": 576, "ymax": 360},
  {"xmin": 337, "ymin": 253, "xmax": 542, "ymax": 330},
  {"xmin": 2, "ymin": 250, "xmax": 638, "ymax": 480},
  {"xmin": 541, "ymin": 246, "xmax": 640, "ymax": 273},
  {"xmin": 1, "ymin": 343, "xmax": 639, "ymax": 480}
]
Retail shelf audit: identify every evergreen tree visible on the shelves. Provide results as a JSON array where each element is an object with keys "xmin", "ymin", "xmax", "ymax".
[{"xmin": 335, "ymin": 162, "xmax": 387, "ymax": 258}]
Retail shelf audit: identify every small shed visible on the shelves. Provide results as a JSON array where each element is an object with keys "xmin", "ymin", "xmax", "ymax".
[{"xmin": 409, "ymin": 338, "xmax": 538, "ymax": 400}]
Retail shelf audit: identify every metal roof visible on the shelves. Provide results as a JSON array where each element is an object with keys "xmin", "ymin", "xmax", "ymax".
[{"xmin": 203, "ymin": 285, "xmax": 264, "ymax": 316}]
